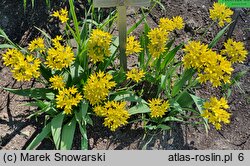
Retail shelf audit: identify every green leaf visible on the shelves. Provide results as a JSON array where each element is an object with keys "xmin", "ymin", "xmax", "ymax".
[
  {"xmin": 177, "ymin": 91, "xmax": 194, "ymax": 108},
  {"xmin": 172, "ymin": 69, "xmax": 195, "ymax": 97},
  {"xmin": 78, "ymin": 123, "xmax": 88, "ymax": 150},
  {"xmin": 0, "ymin": 44, "xmax": 15, "ymax": 49},
  {"xmin": 51, "ymin": 112, "xmax": 64, "ymax": 150},
  {"xmin": 0, "ymin": 28, "xmax": 16, "ymax": 47},
  {"xmin": 208, "ymin": 23, "xmax": 231, "ymax": 48},
  {"xmin": 128, "ymin": 103, "xmax": 150, "ymax": 115},
  {"xmin": 23, "ymin": 100, "xmax": 48, "ymax": 109},
  {"xmin": 114, "ymin": 92, "xmax": 147, "ymax": 104},
  {"xmin": 40, "ymin": 64, "xmax": 53, "ymax": 82},
  {"xmin": 3, "ymin": 87, "xmax": 55, "ymax": 100},
  {"xmin": 157, "ymin": 124, "xmax": 171, "ymax": 130},
  {"xmin": 127, "ymin": 16, "xmax": 145, "ymax": 35},
  {"xmin": 190, "ymin": 94, "xmax": 206, "ymax": 113},
  {"xmin": 160, "ymin": 43, "xmax": 183, "ymax": 70},
  {"xmin": 190, "ymin": 94, "xmax": 209, "ymax": 133},
  {"xmin": 26, "ymin": 122, "xmax": 51, "ymax": 150},
  {"xmin": 60, "ymin": 117, "xmax": 77, "ymax": 150},
  {"xmin": 69, "ymin": 0, "xmax": 80, "ymax": 44},
  {"xmin": 162, "ymin": 116, "xmax": 183, "ymax": 122},
  {"xmin": 112, "ymin": 68, "xmax": 126, "ymax": 84}
]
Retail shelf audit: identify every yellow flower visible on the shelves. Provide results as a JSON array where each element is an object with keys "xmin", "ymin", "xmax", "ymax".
[
  {"xmin": 51, "ymin": 35, "xmax": 63, "ymax": 48},
  {"xmin": 126, "ymin": 68, "xmax": 145, "ymax": 83},
  {"xmin": 93, "ymin": 105, "xmax": 107, "ymax": 117},
  {"xmin": 201, "ymin": 97, "xmax": 231, "ymax": 130},
  {"xmin": 88, "ymin": 29, "xmax": 112, "ymax": 63},
  {"xmin": 103, "ymin": 101, "xmax": 130, "ymax": 131},
  {"xmin": 149, "ymin": 98, "xmax": 170, "ymax": 118},
  {"xmin": 45, "ymin": 36, "xmax": 75, "ymax": 70},
  {"xmin": 221, "ymin": 39, "xmax": 248, "ymax": 63},
  {"xmin": 49, "ymin": 75, "xmax": 65, "ymax": 90},
  {"xmin": 159, "ymin": 17, "xmax": 175, "ymax": 32},
  {"xmin": 209, "ymin": 3, "xmax": 233, "ymax": 27},
  {"xmin": 183, "ymin": 41, "xmax": 233, "ymax": 87},
  {"xmin": 172, "ymin": 16, "xmax": 184, "ymax": 30},
  {"xmin": 197, "ymin": 52, "xmax": 233, "ymax": 87},
  {"xmin": 182, "ymin": 41, "xmax": 210, "ymax": 70},
  {"xmin": 2, "ymin": 49, "xmax": 41, "ymax": 81},
  {"xmin": 2, "ymin": 48, "xmax": 23, "ymax": 67},
  {"xmin": 83, "ymin": 71, "xmax": 116, "ymax": 105},
  {"xmin": 28, "ymin": 37, "xmax": 45, "ymax": 52},
  {"xmin": 159, "ymin": 16, "xmax": 184, "ymax": 32},
  {"xmin": 12, "ymin": 55, "xmax": 41, "ymax": 82},
  {"xmin": 148, "ymin": 28, "xmax": 169, "ymax": 58},
  {"xmin": 52, "ymin": 8, "xmax": 69, "ymax": 23},
  {"xmin": 126, "ymin": 36, "xmax": 142, "ymax": 56},
  {"xmin": 56, "ymin": 87, "xmax": 83, "ymax": 114}
]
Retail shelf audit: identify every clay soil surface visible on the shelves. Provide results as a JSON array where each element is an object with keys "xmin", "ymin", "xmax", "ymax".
[{"xmin": 0, "ymin": 0, "xmax": 249, "ymax": 150}]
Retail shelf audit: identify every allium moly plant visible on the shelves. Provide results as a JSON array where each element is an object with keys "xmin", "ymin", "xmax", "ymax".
[{"xmin": 0, "ymin": 1, "xmax": 248, "ymax": 149}]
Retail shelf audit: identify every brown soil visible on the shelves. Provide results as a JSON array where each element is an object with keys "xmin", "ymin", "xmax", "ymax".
[{"xmin": 0, "ymin": 0, "xmax": 249, "ymax": 150}]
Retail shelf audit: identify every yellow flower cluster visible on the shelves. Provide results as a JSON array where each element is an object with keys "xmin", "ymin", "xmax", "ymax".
[
  {"xmin": 83, "ymin": 71, "xmax": 116, "ymax": 105},
  {"xmin": 201, "ymin": 97, "xmax": 231, "ymax": 130},
  {"xmin": 94, "ymin": 101, "xmax": 130, "ymax": 131},
  {"xmin": 183, "ymin": 41, "xmax": 233, "ymax": 87},
  {"xmin": 49, "ymin": 75, "xmax": 65, "ymax": 90},
  {"xmin": 148, "ymin": 28, "xmax": 169, "ymax": 58},
  {"xmin": 126, "ymin": 36, "xmax": 142, "ymax": 56},
  {"xmin": 209, "ymin": 3, "xmax": 233, "ymax": 27},
  {"xmin": 126, "ymin": 68, "xmax": 145, "ymax": 83},
  {"xmin": 159, "ymin": 16, "xmax": 184, "ymax": 32},
  {"xmin": 147, "ymin": 16, "xmax": 184, "ymax": 58},
  {"xmin": 148, "ymin": 98, "xmax": 170, "ymax": 118},
  {"xmin": 28, "ymin": 37, "xmax": 45, "ymax": 52},
  {"xmin": 221, "ymin": 39, "xmax": 248, "ymax": 63},
  {"xmin": 45, "ymin": 36, "xmax": 75, "ymax": 70},
  {"xmin": 56, "ymin": 87, "xmax": 83, "ymax": 114},
  {"xmin": 2, "ymin": 49, "xmax": 41, "ymax": 81},
  {"xmin": 88, "ymin": 29, "xmax": 112, "ymax": 63},
  {"xmin": 52, "ymin": 8, "xmax": 69, "ymax": 23}
]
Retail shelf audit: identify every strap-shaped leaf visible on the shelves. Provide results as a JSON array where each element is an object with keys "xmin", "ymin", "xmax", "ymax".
[
  {"xmin": 208, "ymin": 23, "xmax": 231, "ymax": 48},
  {"xmin": 60, "ymin": 117, "xmax": 77, "ymax": 150},
  {"xmin": 128, "ymin": 103, "xmax": 150, "ymax": 115},
  {"xmin": 93, "ymin": 0, "xmax": 118, "ymax": 7},
  {"xmin": 26, "ymin": 122, "xmax": 51, "ymax": 150},
  {"xmin": 51, "ymin": 112, "xmax": 64, "ymax": 150},
  {"xmin": 3, "ymin": 87, "xmax": 55, "ymax": 100}
]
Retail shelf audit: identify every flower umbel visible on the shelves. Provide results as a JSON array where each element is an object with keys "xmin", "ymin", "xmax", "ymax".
[
  {"xmin": 56, "ymin": 87, "xmax": 83, "ymax": 114},
  {"xmin": 28, "ymin": 37, "xmax": 45, "ymax": 52},
  {"xmin": 182, "ymin": 41, "xmax": 210, "ymax": 70},
  {"xmin": 183, "ymin": 41, "xmax": 233, "ymax": 87},
  {"xmin": 2, "ymin": 49, "xmax": 41, "ymax": 81},
  {"xmin": 126, "ymin": 68, "xmax": 145, "ymax": 83},
  {"xmin": 159, "ymin": 16, "xmax": 184, "ymax": 32},
  {"xmin": 49, "ymin": 75, "xmax": 65, "ymax": 90},
  {"xmin": 221, "ymin": 39, "xmax": 248, "ymax": 63},
  {"xmin": 149, "ymin": 98, "xmax": 170, "ymax": 118},
  {"xmin": 45, "ymin": 36, "xmax": 75, "ymax": 70},
  {"xmin": 126, "ymin": 36, "xmax": 142, "ymax": 56},
  {"xmin": 52, "ymin": 8, "xmax": 69, "ymax": 23},
  {"xmin": 83, "ymin": 71, "xmax": 116, "ymax": 105},
  {"xmin": 201, "ymin": 97, "xmax": 231, "ymax": 130},
  {"xmin": 209, "ymin": 2, "xmax": 233, "ymax": 27},
  {"xmin": 148, "ymin": 28, "xmax": 169, "ymax": 58},
  {"xmin": 88, "ymin": 29, "xmax": 112, "ymax": 63},
  {"xmin": 103, "ymin": 101, "xmax": 130, "ymax": 131}
]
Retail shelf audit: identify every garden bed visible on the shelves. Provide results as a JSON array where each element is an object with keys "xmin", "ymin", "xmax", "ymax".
[{"xmin": 0, "ymin": 0, "xmax": 249, "ymax": 150}]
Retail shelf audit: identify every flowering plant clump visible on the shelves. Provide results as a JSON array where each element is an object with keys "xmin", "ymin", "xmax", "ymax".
[{"xmin": 0, "ymin": 1, "xmax": 248, "ymax": 149}]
